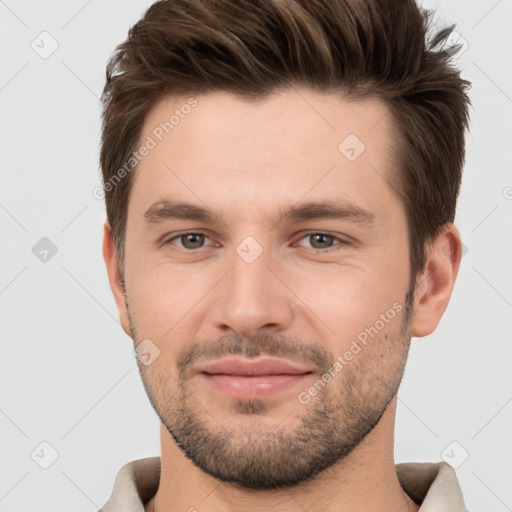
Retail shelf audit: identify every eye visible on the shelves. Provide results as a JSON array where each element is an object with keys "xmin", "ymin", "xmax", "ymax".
[
  {"xmin": 296, "ymin": 233, "xmax": 347, "ymax": 251},
  {"xmin": 163, "ymin": 231, "xmax": 349, "ymax": 252},
  {"xmin": 166, "ymin": 232, "xmax": 213, "ymax": 250}
]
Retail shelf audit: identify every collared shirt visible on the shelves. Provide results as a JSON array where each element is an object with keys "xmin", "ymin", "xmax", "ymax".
[{"xmin": 99, "ymin": 457, "xmax": 467, "ymax": 511}]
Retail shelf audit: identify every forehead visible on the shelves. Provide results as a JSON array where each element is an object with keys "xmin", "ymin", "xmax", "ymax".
[{"xmin": 128, "ymin": 88, "xmax": 401, "ymax": 226}]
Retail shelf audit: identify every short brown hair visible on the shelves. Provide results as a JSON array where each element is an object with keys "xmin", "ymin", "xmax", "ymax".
[{"xmin": 100, "ymin": 0, "xmax": 471, "ymax": 284}]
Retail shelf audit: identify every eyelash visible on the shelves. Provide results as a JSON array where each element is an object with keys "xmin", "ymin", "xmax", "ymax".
[{"xmin": 163, "ymin": 231, "xmax": 349, "ymax": 253}]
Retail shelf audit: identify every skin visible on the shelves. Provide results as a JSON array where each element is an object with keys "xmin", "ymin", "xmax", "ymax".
[{"xmin": 103, "ymin": 88, "xmax": 462, "ymax": 512}]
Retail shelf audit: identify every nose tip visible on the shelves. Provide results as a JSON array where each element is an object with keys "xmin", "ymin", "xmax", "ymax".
[{"xmin": 211, "ymin": 255, "xmax": 294, "ymax": 338}]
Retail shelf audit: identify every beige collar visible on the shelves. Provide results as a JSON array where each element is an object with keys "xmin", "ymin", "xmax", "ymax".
[{"xmin": 100, "ymin": 457, "xmax": 467, "ymax": 511}]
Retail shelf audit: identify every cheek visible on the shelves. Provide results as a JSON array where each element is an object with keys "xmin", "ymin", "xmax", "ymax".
[
  {"xmin": 126, "ymin": 259, "xmax": 215, "ymax": 345},
  {"xmin": 128, "ymin": 245, "xmax": 190, "ymax": 298},
  {"xmin": 286, "ymin": 261, "xmax": 406, "ymax": 342}
]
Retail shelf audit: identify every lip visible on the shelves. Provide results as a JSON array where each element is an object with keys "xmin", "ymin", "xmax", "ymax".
[
  {"xmin": 197, "ymin": 356, "xmax": 313, "ymax": 376},
  {"xmin": 197, "ymin": 357, "xmax": 313, "ymax": 400},
  {"xmin": 201, "ymin": 374, "xmax": 310, "ymax": 399}
]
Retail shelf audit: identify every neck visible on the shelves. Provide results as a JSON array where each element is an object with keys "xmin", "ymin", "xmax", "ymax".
[{"xmin": 146, "ymin": 397, "xmax": 419, "ymax": 512}]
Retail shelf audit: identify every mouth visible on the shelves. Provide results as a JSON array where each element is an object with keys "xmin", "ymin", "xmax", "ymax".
[{"xmin": 197, "ymin": 357, "xmax": 313, "ymax": 399}]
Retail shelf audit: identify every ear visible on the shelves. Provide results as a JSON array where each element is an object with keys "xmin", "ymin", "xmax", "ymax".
[
  {"xmin": 410, "ymin": 223, "xmax": 463, "ymax": 338},
  {"xmin": 102, "ymin": 219, "xmax": 132, "ymax": 337}
]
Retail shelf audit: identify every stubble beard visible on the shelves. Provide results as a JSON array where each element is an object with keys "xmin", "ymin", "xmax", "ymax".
[{"xmin": 129, "ymin": 286, "xmax": 415, "ymax": 490}]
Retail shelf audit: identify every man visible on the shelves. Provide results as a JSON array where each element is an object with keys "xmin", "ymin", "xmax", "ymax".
[{"xmin": 99, "ymin": 0, "xmax": 471, "ymax": 510}]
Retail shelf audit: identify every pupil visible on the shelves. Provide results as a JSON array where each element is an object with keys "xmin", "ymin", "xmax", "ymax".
[
  {"xmin": 183, "ymin": 234, "xmax": 203, "ymax": 249},
  {"xmin": 312, "ymin": 234, "xmax": 331, "ymax": 248}
]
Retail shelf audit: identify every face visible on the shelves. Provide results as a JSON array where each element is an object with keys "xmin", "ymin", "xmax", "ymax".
[{"xmin": 120, "ymin": 89, "xmax": 415, "ymax": 489}]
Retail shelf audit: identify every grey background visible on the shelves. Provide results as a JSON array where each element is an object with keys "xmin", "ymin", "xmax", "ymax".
[{"xmin": 0, "ymin": 0, "xmax": 511, "ymax": 510}]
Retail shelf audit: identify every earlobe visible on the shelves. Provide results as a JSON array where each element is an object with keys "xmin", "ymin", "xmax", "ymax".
[
  {"xmin": 410, "ymin": 223, "xmax": 463, "ymax": 338},
  {"xmin": 102, "ymin": 219, "xmax": 132, "ymax": 337}
]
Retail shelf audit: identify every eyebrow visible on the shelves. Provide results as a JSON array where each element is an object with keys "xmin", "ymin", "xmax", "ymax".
[{"xmin": 143, "ymin": 199, "xmax": 376, "ymax": 227}]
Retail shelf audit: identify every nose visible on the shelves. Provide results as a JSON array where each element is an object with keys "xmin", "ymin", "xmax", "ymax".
[{"xmin": 209, "ymin": 242, "xmax": 294, "ymax": 338}]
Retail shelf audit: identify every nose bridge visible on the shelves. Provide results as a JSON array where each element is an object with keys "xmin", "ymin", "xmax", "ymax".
[{"xmin": 212, "ymin": 236, "xmax": 293, "ymax": 336}]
